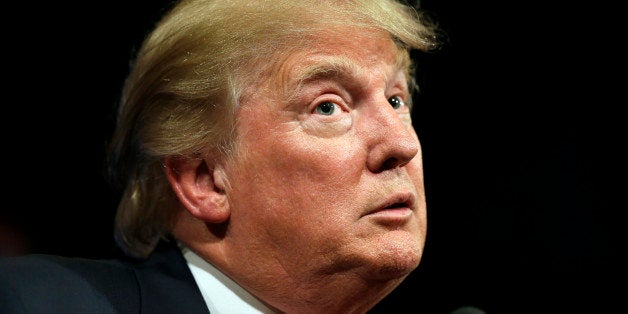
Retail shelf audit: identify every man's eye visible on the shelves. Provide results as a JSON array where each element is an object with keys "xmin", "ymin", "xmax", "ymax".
[
  {"xmin": 388, "ymin": 96, "xmax": 405, "ymax": 109},
  {"xmin": 315, "ymin": 102, "xmax": 340, "ymax": 115}
]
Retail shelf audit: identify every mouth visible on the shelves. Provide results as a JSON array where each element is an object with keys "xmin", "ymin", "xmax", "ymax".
[{"xmin": 361, "ymin": 192, "xmax": 415, "ymax": 221}]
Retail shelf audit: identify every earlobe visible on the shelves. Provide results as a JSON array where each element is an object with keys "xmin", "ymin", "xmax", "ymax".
[{"xmin": 163, "ymin": 156, "xmax": 230, "ymax": 223}]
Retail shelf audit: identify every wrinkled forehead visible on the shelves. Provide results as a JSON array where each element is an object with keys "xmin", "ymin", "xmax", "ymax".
[
  {"xmin": 235, "ymin": 25, "xmax": 413, "ymax": 107},
  {"xmin": 271, "ymin": 27, "xmax": 410, "ymax": 94}
]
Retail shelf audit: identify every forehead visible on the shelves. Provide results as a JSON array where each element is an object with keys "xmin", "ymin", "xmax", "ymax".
[{"xmin": 272, "ymin": 28, "xmax": 408, "ymax": 91}]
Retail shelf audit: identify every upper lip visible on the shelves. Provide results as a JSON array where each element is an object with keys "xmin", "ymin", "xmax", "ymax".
[{"xmin": 362, "ymin": 192, "xmax": 416, "ymax": 217}]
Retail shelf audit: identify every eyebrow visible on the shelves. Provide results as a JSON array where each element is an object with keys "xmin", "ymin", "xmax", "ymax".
[
  {"xmin": 287, "ymin": 53, "xmax": 412, "ymax": 103},
  {"xmin": 297, "ymin": 57, "xmax": 361, "ymax": 85},
  {"xmin": 286, "ymin": 57, "xmax": 361, "ymax": 102}
]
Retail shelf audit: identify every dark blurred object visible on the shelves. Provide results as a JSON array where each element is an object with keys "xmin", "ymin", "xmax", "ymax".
[{"xmin": 0, "ymin": 216, "xmax": 31, "ymax": 257}]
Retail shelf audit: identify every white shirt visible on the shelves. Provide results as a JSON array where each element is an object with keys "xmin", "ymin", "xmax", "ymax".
[{"xmin": 179, "ymin": 245, "xmax": 275, "ymax": 314}]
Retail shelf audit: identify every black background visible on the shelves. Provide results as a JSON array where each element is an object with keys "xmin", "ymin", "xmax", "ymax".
[{"xmin": 1, "ymin": 1, "xmax": 617, "ymax": 313}]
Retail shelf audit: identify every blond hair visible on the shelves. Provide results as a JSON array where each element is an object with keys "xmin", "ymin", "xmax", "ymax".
[{"xmin": 107, "ymin": 0, "xmax": 441, "ymax": 258}]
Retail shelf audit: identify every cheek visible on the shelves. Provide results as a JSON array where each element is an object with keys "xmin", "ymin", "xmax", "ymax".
[
  {"xmin": 239, "ymin": 135, "xmax": 363, "ymax": 209},
  {"xmin": 226, "ymin": 131, "xmax": 367, "ymax": 241},
  {"xmin": 223, "ymin": 136, "xmax": 367, "ymax": 270}
]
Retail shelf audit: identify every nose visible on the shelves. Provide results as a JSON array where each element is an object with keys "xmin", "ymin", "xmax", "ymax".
[{"xmin": 364, "ymin": 99, "xmax": 419, "ymax": 173}]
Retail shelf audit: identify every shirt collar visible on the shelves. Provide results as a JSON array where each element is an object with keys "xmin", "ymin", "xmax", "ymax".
[{"xmin": 179, "ymin": 244, "xmax": 275, "ymax": 314}]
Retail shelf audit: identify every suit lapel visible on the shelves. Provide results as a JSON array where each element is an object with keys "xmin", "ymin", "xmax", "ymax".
[{"xmin": 132, "ymin": 240, "xmax": 210, "ymax": 314}]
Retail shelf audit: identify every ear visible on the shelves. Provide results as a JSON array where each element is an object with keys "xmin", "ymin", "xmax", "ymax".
[{"xmin": 163, "ymin": 156, "xmax": 230, "ymax": 223}]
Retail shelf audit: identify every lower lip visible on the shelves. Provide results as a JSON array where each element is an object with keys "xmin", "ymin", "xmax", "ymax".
[{"xmin": 366, "ymin": 207, "xmax": 413, "ymax": 224}]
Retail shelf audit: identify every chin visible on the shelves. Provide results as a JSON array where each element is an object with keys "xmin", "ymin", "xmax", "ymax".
[
  {"xmin": 372, "ymin": 250, "xmax": 422, "ymax": 280},
  {"xmin": 365, "ymin": 231, "xmax": 424, "ymax": 281}
]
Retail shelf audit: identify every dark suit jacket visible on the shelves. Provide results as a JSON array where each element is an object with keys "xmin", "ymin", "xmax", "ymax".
[{"xmin": 0, "ymin": 240, "xmax": 210, "ymax": 314}]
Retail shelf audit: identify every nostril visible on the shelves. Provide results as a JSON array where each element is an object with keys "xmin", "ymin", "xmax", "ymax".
[{"xmin": 377, "ymin": 157, "xmax": 408, "ymax": 173}]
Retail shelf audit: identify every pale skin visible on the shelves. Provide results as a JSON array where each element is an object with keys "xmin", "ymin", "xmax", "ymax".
[{"xmin": 166, "ymin": 27, "xmax": 427, "ymax": 313}]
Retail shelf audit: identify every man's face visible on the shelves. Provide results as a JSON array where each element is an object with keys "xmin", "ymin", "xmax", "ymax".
[{"xmin": 221, "ymin": 27, "xmax": 427, "ymax": 292}]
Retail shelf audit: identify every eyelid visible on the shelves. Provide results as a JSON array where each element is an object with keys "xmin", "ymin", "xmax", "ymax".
[
  {"xmin": 388, "ymin": 81, "xmax": 412, "ymax": 108},
  {"xmin": 313, "ymin": 101, "xmax": 342, "ymax": 116},
  {"xmin": 309, "ymin": 93, "xmax": 350, "ymax": 114},
  {"xmin": 389, "ymin": 94, "xmax": 412, "ymax": 113}
]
